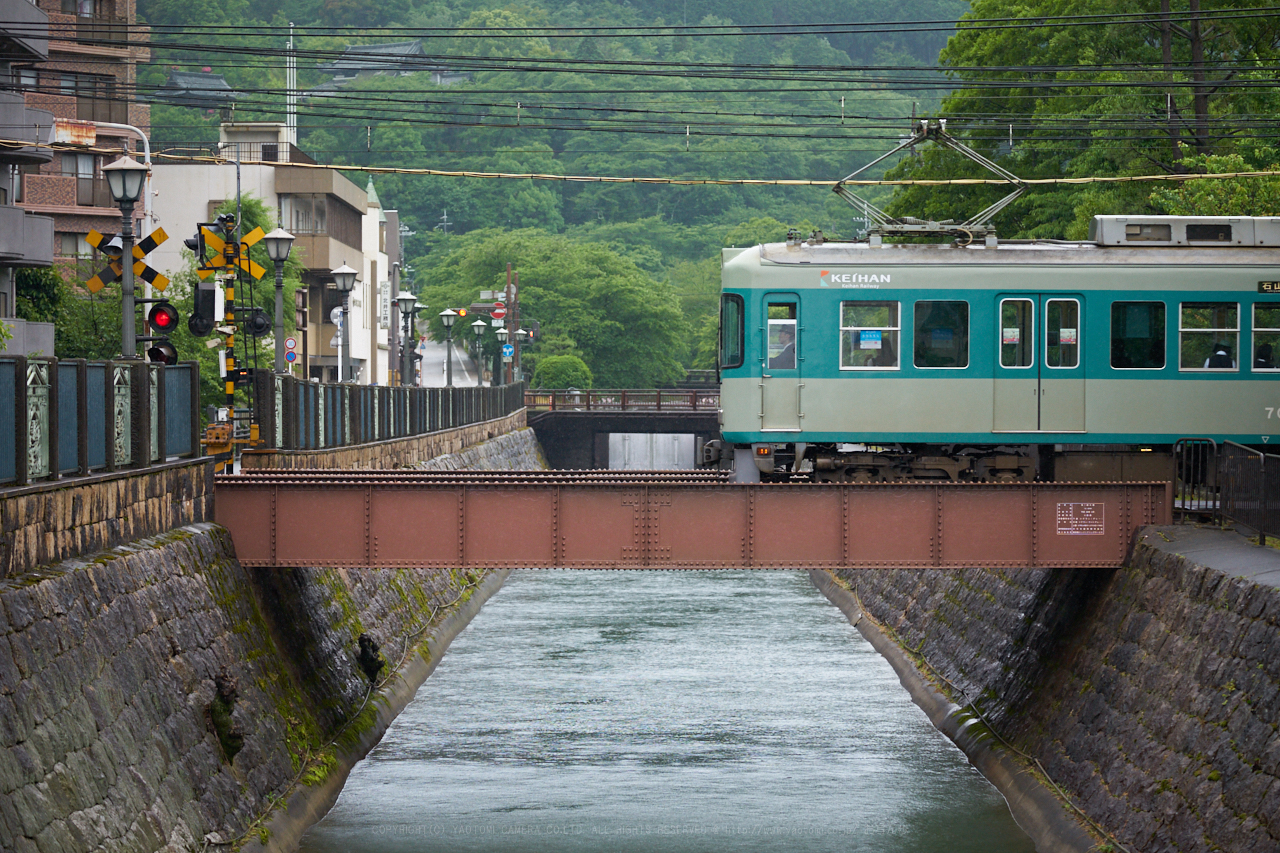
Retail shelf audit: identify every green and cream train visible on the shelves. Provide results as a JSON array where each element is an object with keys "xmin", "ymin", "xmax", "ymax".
[{"xmin": 713, "ymin": 216, "xmax": 1280, "ymax": 482}]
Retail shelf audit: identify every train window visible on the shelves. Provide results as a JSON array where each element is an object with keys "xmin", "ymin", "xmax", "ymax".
[
  {"xmin": 1180, "ymin": 302, "xmax": 1238, "ymax": 370},
  {"xmin": 841, "ymin": 301, "xmax": 899, "ymax": 369},
  {"xmin": 1000, "ymin": 299, "xmax": 1034, "ymax": 368},
  {"xmin": 1046, "ymin": 299, "xmax": 1080, "ymax": 368},
  {"xmin": 1253, "ymin": 304, "xmax": 1280, "ymax": 371},
  {"xmin": 719, "ymin": 294, "xmax": 744, "ymax": 369},
  {"xmin": 767, "ymin": 303, "xmax": 796, "ymax": 370},
  {"xmin": 913, "ymin": 301, "xmax": 969, "ymax": 368},
  {"xmin": 1111, "ymin": 302, "xmax": 1165, "ymax": 368}
]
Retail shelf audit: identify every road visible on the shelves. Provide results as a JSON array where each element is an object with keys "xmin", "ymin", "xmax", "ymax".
[{"xmin": 413, "ymin": 336, "xmax": 484, "ymax": 387}]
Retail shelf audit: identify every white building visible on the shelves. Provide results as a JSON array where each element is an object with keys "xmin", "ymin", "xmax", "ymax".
[{"xmin": 151, "ymin": 122, "xmax": 391, "ymax": 383}]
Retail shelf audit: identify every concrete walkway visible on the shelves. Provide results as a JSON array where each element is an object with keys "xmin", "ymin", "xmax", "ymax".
[{"xmin": 1138, "ymin": 524, "xmax": 1280, "ymax": 587}]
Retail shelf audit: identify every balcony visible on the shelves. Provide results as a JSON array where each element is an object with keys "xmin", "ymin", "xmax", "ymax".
[
  {"xmin": 0, "ymin": 0, "xmax": 49, "ymax": 60},
  {"xmin": 0, "ymin": 206, "xmax": 54, "ymax": 266},
  {"xmin": 0, "ymin": 94, "xmax": 54, "ymax": 165},
  {"xmin": 76, "ymin": 15, "xmax": 127, "ymax": 46},
  {"xmin": 158, "ymin": 141, "xmax": 315, "ymax": 165}
]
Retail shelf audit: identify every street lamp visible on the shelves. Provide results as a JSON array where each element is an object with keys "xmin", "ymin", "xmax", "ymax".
[
  {"xmin": 102, "ymin": 154, "xmax": 149, "ymax": 358},
  {"xmin": 471, "ymin": 317, "xmax": 487, "ymax": 386},
  {"xmin": 440, "ymin": 308, "xmax": 458, "ymax": 387},
  {"xmin": 264, "ymin": 228, "xmax": 295, "ymax": 373},
  {"xmin": 397, "ymin": 290, "xmax": 418, "ymax": 387},
  {"xmin": 495, "ymin": 325, "xmax": 509, "ymax": 385},
  {"xmin": 515, "ymin": 327, "xmax": 529, "ymax": 383},
  {"xmin": 332, "ymin": 263, "xmax": 358, "ymax": 382}
]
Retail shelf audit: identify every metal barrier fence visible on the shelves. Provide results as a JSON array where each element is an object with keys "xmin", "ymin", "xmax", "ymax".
[
  {"xmin": 1174, "ymin": 437, "xmax": 1218, "ymax": 523},
  {"xmin": 525, "ymin": 388, "xmax": 720, "ymax": 412},
  {"xmin": 1217, "ymin": 441, "xmax": 1280, "ymax": 543},
  {"xmin": 251, "ymin": 374, "xmax": 526, "ymax": 451},
  {"xmin": 0, "ymin": 356, "xmax": 201, "ymax": 487}
]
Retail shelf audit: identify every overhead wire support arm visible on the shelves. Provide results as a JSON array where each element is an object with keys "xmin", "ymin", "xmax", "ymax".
[{"xmin": 832, "ymin": 119, "xmax": 1028, "ymax": 244}]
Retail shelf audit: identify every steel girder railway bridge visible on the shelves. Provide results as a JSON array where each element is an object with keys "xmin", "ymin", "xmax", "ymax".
[{"xmin": 215, "ymin": 471, "xmax": 1170, "ymax": 570}]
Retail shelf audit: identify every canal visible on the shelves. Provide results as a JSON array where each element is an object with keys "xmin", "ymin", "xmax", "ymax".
[{"xmin": 299, "ymin": 571, "xmax": 1035, "ymax": 853}]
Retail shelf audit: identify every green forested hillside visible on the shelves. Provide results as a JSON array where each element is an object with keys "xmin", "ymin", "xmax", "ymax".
[{"xmin": 130, "ymin": 1, "xmax": 1280, "ymax": 385}]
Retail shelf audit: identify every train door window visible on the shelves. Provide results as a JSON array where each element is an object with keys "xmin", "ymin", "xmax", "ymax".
[
  {"xmin": 999, "ymin": 298, "xmax": 1034, "ymax": 368},
  {"xmin": 841, "ymin": 301, "xmax": 899, "ymax": 369},
  {"xmin": 913, "ymin": 301, "xmax": 969, "ymax": 368},
  {"xmin": 1179, "ymin": 302, "xmax": 1238, "ymax": 370},
  {"xmin": 719, "ymin": 294, "xmax": 744, "ymax": 369},
  {"xmin": 1253, "ymin": 304, "xmax": 1280, "ymax": 371},
  {"xmin": 1110, "ymin": 302, "xmax": 1165, "ymax": 368},
  {"xmin": 767, "ymin": 302, "xmax": 797, "ymax": 370},
  {"xmin": 1045, "ymin": 299, "xmax": 1080, "ymax": 368}
]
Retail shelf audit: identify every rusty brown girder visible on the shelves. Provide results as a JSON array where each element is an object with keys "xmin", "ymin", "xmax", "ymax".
[{"xmin": 214, "ymin": 471, "xmax": 1170, "ymax": 570}]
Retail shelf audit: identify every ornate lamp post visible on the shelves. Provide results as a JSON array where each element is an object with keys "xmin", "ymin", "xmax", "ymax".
[
  {"xmin": 397, "ymin": 291, "xmax": 418, "ymax": 387},
  {"xmin": 439, "ymin": 308, "xmax": 458, "ymax": 387},
  {"xmin": 470, "ymin": 317, "xmax": 487, "ymax": 385},
  {"xmin": 495, "ymin": 325, "xmax": 509, "ymax": 385},
  {"xmin": 515, "ymin": 327, "xmax": 529, "ymax": 382},
  {"xmin": 332, "ymin": 263, "xmax": 358, "ymax": 382},
  {"xmin": 101, "ymin": 155, "xmax": 149, "ymax": 358},
  {"xmin": 264, "ymin": 228, "xmax": 295, "ymax": 373}
]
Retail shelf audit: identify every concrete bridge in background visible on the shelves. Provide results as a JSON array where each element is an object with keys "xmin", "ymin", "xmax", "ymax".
[{"xmin": 525, "ymin": 389, "xmax": 720, "ymax": 469}]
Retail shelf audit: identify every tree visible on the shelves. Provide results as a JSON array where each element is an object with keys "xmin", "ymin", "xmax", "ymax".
[{"xmin": 532, "ymin": 354, "xmax": 593, "ymax": 388}]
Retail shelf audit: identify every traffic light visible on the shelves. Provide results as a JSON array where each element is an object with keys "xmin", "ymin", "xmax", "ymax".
[
  {"xmin": 244, "ymin": 307, "xmax": 272, "ymax": 337},
  {"xmin": 144, "ymin": 301, "xmax": 180, "ymax": 365},
  {"xmin": 189, "ymin": 279, "xmax": 216, "ymax": 337}
]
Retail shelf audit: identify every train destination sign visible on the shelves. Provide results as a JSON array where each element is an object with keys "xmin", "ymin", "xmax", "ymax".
[{"xmin": 1260, "ymin": 281, "xmax": 1280, "ymax": 293}]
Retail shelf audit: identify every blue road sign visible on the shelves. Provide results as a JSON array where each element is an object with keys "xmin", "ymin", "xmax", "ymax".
[{"xmin": 502, "ymin": 343, "xmax": 515, "ymax": 358}]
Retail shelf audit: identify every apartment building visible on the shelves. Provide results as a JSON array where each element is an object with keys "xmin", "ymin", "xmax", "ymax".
[
  {"xmin": 17, "ymin": 0, "xmax": 150, "ymax": 265},
  {"xmin": 1, "ymin": 0, "xmax": 56, "ymax": 353},
  {"xmin": 151, "ymin": 122, "xmax": 392, "ymax": 384}
]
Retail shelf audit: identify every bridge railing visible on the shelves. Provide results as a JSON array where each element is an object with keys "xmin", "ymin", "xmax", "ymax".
[
  {"xmin": 1217, "ymin": 441, "xmax": 1280, "ymax": 543},
  {"xmin": 251, "ymin": 374, "xmax": 526, "ymax": 450},
  {"xmin": 0, "ymin": 355, "xmax": 201, "ymax": 487},
  {"xmin": 525, "ymin": 388, "xmax": 720, "ymax": 412}
]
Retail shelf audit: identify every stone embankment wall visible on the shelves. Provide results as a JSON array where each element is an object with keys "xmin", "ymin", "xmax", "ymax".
[
  {"xmin": 835, "ymin": 535, "xmax": 1280, "ymax": 852},
  {"xmin": 0, "ymin": 421, "xmax": 544, "ymax": 853},
  {"xmin": 240, "ymin": 410, "xmax": 527, "ymax": 470},
  {"xmin": 0, "ymin": 460, "xmax": 213, "ymax": 581},
  {"xmin": 414, "ymin": 427, "xmax": 545, "ymax": 471}
]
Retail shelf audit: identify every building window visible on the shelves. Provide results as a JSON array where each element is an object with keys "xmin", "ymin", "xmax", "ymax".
[
  {"xmin": 841, "ymin": 301, "xmax": 898, "ymax": 369},
  {"xmin": 1180, "ymin": 302, "xmax": 1238, "ymax": 370},
  {"xmin": 1253, "ymin": 304, "xmax": 1280, "ymax": 371},
  {"xmin": 913, "ymin": 301, "xmax": 968, "ymax": 368},
  {"xmin": 1111, "ymin": 301, "xmax": 1165, "ymax": 369},
  {"xmin": 58, "ymin": 233, "xmax": 92, "ymax": 258}
]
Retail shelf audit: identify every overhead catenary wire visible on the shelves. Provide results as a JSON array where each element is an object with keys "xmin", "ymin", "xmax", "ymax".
[{"xmin": 5, "ymin": 136, "xmax": 1279, "ymax": 187}]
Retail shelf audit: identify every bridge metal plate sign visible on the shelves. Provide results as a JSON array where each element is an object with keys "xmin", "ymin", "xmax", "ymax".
[{"xmin": 215, "ymin": 473, "xmax": 1170, "ymax": 570}]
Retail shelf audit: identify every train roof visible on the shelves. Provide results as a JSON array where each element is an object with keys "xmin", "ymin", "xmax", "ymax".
[{"xmin": 731, "ymin": 216, "xmax": 1280, "ymax": 269}]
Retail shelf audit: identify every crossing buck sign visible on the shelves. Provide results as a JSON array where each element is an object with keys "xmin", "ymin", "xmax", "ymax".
[
  {"xmin": 197, "ymin": 225, "xmax": 267, "ymax": 281},
  {"xmin": 85, "ymin": 228, "xmax": 170, "ymax": 293}
]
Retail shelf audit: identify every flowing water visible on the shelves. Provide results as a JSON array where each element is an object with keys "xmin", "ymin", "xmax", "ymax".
[{"xmin": 299, "ymin": 570, "xmax": 1035, "ymax": 853}]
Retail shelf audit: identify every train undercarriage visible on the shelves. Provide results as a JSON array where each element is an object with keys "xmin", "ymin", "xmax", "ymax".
[{"xmin": 705, "ymin": 441, "xmax": 1176, "ymax": 484}]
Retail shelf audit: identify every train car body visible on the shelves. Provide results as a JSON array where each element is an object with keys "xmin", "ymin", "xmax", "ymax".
[{"xmin": 716, "ymin": 216, "xmax": 1280, "ymax": 481}]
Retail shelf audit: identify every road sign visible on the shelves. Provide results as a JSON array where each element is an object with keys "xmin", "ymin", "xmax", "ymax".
[
  {"xmin": 285, "ymin": 351, "xmax": 297, "ymax": 363},
  {"xmin": 330, "ymin": 307, "xmax": 343, "ymax": 324},
  {"xmin": 491, "ymin": 302, "xmax": 507, "ymax": 320},
  {"xmin": 285, "ymin": 337, "xmax": 297, "ymax": 350},
  {"xmin": 501, "ymin": 343, "xmax": 515, "ymax": 358}
]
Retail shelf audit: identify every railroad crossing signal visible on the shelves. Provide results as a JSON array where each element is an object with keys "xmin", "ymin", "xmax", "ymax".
[
  {"xmin": 84, "ymin": 228, "xmax": 170, "ymax": 293},
  {"xmin": 196, "ymin": 225, "xmax": 267, "ymax": 281}
]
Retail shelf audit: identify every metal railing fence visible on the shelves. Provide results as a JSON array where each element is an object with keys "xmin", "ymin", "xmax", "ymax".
[
  {"xmin": 1217, "ymin": 441, "xmax": 1280, "ymax": 544},
  {"xmin": 251, "ymin": 374, "xmax": 526, "ymax": 451},
  {"xmin": 0, "ymin": 356, "xmax": 201, "ymax": 487},
  {"xmin": 525, "ymin": 388, "xmax": 720, "ymax": 412},
  {"xmin": 1174, "ymin": 438, "xmax": 1217, "ymax": 523}
]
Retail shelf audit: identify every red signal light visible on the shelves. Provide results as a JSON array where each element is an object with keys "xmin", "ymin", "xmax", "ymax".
[{"xmin": 147, "ymin": 302, "xmax": 180, "ymax": 333}]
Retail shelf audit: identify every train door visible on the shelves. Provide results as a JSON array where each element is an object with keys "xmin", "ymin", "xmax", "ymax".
[
  {"xmin": 760, "ymin": 294, "xmax": 801, "ymax": 431},
  {"xmin": 993, "ymin": 294, "xmax": 1085, "ymax": 432}
]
